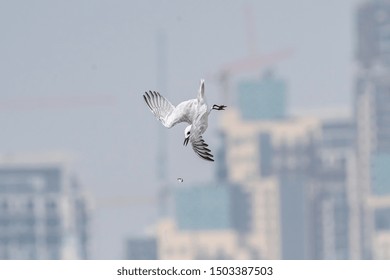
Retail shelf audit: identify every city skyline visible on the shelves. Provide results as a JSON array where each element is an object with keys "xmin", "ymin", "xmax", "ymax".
[{"xmin": 1, "ymin": 0, "xmax": 362, "ymax": 259}]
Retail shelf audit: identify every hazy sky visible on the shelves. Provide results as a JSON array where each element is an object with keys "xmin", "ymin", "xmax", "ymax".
[{"xmin": 0, "ymin": 0, "xmax": 361, "ymax": 259}]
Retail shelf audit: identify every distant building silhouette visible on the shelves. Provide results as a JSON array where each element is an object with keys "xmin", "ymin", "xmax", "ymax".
[
  {"xmin": 308, "ymin": 120, "xmax": 355, "ymax": 259},
  {"xmin": 238, "ymin": 70, "xmax": 287, "ymax": 120},
  {"xmin": 0, "ymin": 154, "xmax": 90, "ymax": 259},
  {"xmin": 219, "ymin": 106, "xmax": 320, "ymax": 259},
  {"xmin": 354, "ymin": 0, "xmax": 390, "ymax": 259},
  {"xmin": 126, "ymin": 237, "xmax": 157, "ymax": 260},
  {"xmin": 156, "ymin": 218, "xmax": 246, "ymax": 259},
  {"xmin": 219, "ymin": 77, "xmax": 354, "ymax": 260},
  {"xmin": 155, "ymin": 181, "xmax": 252, "ymax": 260},
  {"xmin": 356, "ymin": 0, "xmax": 390, "ymax": 68}
]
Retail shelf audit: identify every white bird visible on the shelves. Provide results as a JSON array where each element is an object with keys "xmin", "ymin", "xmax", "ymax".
[{"xmin": 143, "ymin": 79, "xmax": 226, "ymax": 162}]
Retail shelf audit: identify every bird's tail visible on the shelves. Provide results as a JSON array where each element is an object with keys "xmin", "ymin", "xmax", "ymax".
[{"xmin": 197, "ymin": 79, "xmax": 205, "ymax": 102}]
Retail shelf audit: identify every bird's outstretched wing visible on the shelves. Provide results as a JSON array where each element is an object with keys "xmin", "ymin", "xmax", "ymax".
[
  {"xmin": 143, "ymin": 91, "xmax": 175, "ymax": 128},
  {"xmin": 190, "ymin": 134, "xmax": 214, "ymax": 162}
]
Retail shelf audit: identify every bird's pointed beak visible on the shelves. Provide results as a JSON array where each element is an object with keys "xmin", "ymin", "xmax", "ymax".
[{"xmin": 183, "ymin": 137, "xmax": 189, "ymax": 146}]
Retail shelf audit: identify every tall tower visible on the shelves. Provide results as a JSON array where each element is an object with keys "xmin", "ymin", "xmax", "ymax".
[
  {"xmin": 0, "ymin": 154, "xmax": 90, "ymax": 259},
  {"xmin": 356, "ymin": 0, "xmax": 390, "ymax": 68},
  {"xmin": 156, "ymin": 31, "xmax": 168, "ymax": 183},
  {"xmin": 354, "ymin": 0, "xmax": 390, "ymax": 259},
  {"xmin": 155, "ymin": 31, "xmax": 172, "ymax": 218}
]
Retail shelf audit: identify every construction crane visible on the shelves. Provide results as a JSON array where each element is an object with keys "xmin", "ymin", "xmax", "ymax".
[
  {"xmin": 208, "ymin": 4, "xmax": 293, "ymax": 105},
  {"xmin": 210, "ymin": 49, "xmax": 293, "ymax": 104}
]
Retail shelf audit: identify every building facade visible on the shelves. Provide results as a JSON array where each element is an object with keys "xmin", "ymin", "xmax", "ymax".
[
  {"xmin": 218, "ymin": 108, "xmax": 321, "ymax": 259},
  {"xmin": 156, "ymin": 181, "xmax": 252, "ymax": 260},
  {"xmin": 354, "ymin": 0, "xmax": 390, "ymax": 259},
  {"xmin": 126, "ymin": 237, "xmax": 158, "ymax": 260},
  {"xmin": 0, "ymin": 154, "xmax": 90, "ymax": 259}
]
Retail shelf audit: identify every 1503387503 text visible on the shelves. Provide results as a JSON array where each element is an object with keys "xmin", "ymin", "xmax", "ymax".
[{"xmin": 209, "ymin": 266, "xmax": 273, "ymax": 276}]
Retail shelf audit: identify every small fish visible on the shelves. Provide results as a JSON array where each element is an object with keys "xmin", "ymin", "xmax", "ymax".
[{"xmin": 177, "ymin": 178, "xmax": 184, "ymax": 183}]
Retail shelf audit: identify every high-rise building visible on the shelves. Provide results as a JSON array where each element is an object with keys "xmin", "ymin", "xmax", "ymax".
[
  {"xmin": 218, "ymin": 107, "xmax": 321, "ymax": 259},
  {"xmin": 174, "ymin": 182, "xmax": 250, "ymax": 232},
  {"xmin": 156, "ymin": 218, "xmax": 252, "ymax": 260},
  {"xmin": 307, "ymin": 120, "xmax": 355, "ymax": 259},
  {"xmin": 218, "ymin": 102, "xmax": 355, "ymax": 260},
  {"xmin": 354, "ymin": 0, "xmax": 390, "ymax": 259},
  {"xmin": 126, "ymin": 237, "xmax": 158, "ymax": 260},
  {"xmin": 356, "ymin": 0, "xmax": 390, "ymax": 68},
  {"xmin": 156, "ymin": 181, "xmax": 252, "ymax": 260},
  {"xmin": 0, "ymin": 154, "xmax": 90, "ymax": 259},
  {"xmin": 237, "ymin": 70, "xmax": 287, "ymax": 121}
]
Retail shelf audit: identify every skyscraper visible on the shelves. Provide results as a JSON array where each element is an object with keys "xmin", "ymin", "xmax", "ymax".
[
  {"xmin": 174, "ymin": 182, "xmax": 250, "ymax": 232},
  {"xmin": 155, "ymin": 181, "xmax": 251, "ymax": 260},
  {"xmin": 354, "ymin": 0, "xmax": 390, "ymax": 259},
  {"xmin": 237, "ymin": 70, "xmax": 287, "ymax": 121},
  {"xmin": 0, "ymin": 154, "xmax": 90, "ymax": 259},
  {"xmin": 356, "ymin": 0, "xmax": 390, "ymax": 68},
  {"xmin": 126, "ymin": 237, "xmax": 158, "ymax": 260},
  {"xmin": 308, "ymin": 120, "xmax": 355, "ymax": 259},
  {"xmin": 219, "ymin": 72, "xmax": 355, "ymax": 259},
  {"xmin": 218, "ymin": 107, "xmax": 320, "ymax": 259}
]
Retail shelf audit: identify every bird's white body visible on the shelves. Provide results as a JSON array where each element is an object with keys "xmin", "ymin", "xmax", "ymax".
[
  {"xmin": 164, "ymin": 97, "xmax": 208, "ymax": 131},
  {"xmin": 143, "ymin": 79, "xmax": 223, "ymax": 161}
]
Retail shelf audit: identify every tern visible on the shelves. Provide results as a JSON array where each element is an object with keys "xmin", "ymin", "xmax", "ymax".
[{"xmin": 143, "ymin": 79, "xmax": 226, "ymax": 161}]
